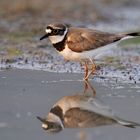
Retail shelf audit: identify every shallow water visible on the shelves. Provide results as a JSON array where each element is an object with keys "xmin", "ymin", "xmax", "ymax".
[{"xmin": 0, "ymin": 69, "xmax": 140, "ymax": 140}]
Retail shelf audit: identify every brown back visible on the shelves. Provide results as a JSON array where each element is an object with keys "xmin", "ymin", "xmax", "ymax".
[{"xmin": 66, "ymin": 27, "xmax": 124, "ymax": 52}]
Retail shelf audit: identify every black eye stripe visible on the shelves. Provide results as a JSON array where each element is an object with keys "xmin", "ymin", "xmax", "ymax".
[
  {"xmin": 46, "ymin": 26, "xmax": 65, "ymax": 36},
  {"xmin": 59, "ymin": 30, "xmax": 65, "ymax": 35},
  {"xmin": 53, "ymin": 29, "xmax": 58, "ymax": 33},
  {"xmin": 46, "ymin": 26, "xmax": 53, "ymax": 30},
  {"xmin": 47, "ymin": 26, "xmax": 65, "ymax": 31},
  {"xmin": 53, "ymin": 29, "xmax": 65, "ymax": 32},
  {"xmin": 51, "ymin": 29, "xmax": 65, "ymax": 35}
]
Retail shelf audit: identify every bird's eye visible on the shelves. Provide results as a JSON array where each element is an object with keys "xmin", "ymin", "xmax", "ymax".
[
  {"xmin": 53, "ymin": 29, "xmax": 58, "ymax": 34},
  {"xmin": 49, "ymin": 124, "xmax": 54, "ymax": 129}
]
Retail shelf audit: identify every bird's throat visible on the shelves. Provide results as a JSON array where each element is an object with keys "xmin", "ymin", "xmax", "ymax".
[{"xmin": 52, "ymin": 35, "xmax": 67, "ymax": 52}]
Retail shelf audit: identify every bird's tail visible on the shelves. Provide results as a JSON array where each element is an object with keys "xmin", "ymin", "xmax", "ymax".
[
  {"xmin": 118, "ymin": 32, "xmax": 140, "ymax": 41},
  {"xmin": 116, "ymin": 117, "xmax": 140, "ymax": 128},
  {"xmin": 125, "ymin": 32, "xmax": 140, "ymax": 37}
]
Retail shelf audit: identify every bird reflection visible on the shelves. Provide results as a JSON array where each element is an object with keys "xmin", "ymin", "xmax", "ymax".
[
  {"xmin": 83, "ymin": 80, "xmax": 96, "ymax": 96},
  {"xmin": 37, "ymin": 84, "xmax": 140, "ymax": 133}
]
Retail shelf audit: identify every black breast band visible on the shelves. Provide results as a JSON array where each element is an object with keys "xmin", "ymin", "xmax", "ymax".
[
  {"xmin": 52, "ymin": 34, "xmax": 67, "ymax": 52},
  {"xmin": 50, "ymin": 106, "xmax": 64, "ymax": 121}
]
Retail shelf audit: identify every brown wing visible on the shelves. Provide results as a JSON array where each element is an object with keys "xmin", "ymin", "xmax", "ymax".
[
  {"xmin": 64, "ymin": 107, "xmax": 116, "ymax": 128},
  {"xmin": 66, "ymin": 27, "xmax": 124, "ymax": 52}
]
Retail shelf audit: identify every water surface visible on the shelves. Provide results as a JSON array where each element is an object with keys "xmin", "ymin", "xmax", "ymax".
[{"xmin": 0, "ymin": 69, "xmax": 140, "ymax": 140}]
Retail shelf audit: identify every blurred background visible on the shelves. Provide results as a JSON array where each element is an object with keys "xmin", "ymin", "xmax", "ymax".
[{"xmin": 0, "ymin": 0, "xmax": 140, "ymax": 69}]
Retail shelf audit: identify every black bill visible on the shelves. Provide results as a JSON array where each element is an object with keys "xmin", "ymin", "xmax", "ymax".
[
  {"xmin": 36, "ymin": 116, "xmax": 46, "ymax": 123},
  {"xmin": 40, "ymin": 34, "xmax": 49, "ymax": 40}
]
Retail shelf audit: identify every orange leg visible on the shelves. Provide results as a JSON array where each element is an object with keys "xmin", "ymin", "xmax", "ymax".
[
  {"xmin": 83, "ymin": 80, "xmax": 96, "ymax": 96},
  {"xmin": 83, "ymin": 79, "xmax": 88, "ymax": 93},
  {"xmin": 84, "ymin": 62, "xmax": 89, "ymax": 81},
  {"xmin": 83, "ymin": 59, "xmax": 97, "ymax": 81},
  {"xmin": 91, "ymin": 61, "xmax": 96, "ymax": 75}
]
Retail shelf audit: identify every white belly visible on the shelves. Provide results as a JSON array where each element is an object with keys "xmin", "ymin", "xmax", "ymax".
[
  {"xmin": 58, "ymin": 43, "xmax": 118, "ymax": 62},
  {"xmin": 59, "ymin": 45, "xmax": 83, "ymax": 61}
]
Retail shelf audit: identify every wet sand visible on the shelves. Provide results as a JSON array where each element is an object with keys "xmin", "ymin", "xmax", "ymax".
[{"xmin": 0, "ymin": 69, "xmax": 140, "ymax": 140}]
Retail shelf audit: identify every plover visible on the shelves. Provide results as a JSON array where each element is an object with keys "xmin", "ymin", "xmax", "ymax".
[
  {"xmin": 37, "ymin": 95, "xmax": 140, "ymax": 133},
  {"xmin": 40, "ymin": 23, "xmax": 140, "ymax": 80}
]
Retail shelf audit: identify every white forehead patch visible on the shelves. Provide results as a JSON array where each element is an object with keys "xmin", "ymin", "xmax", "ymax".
[
  {"xmin": 45, "ymin": 29, "xmax": 52, "ymax": 33},
  {"xmin": 42, "ymin": 123, "xmax": 48, "ymax": 129}
]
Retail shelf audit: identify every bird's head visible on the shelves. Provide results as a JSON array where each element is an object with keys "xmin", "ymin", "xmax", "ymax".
[
  {"xmin": 40, "ymin": 23, "xmax": 69, "ymax": 44},
  {"xmin": 36, "ymin": 115, "xmax": 63, "ymax": 133}
]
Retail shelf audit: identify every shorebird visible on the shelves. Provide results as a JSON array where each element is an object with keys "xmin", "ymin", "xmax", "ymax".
[
  {"xmin": 40, "ymin": 23, "xmax": 140, "ymax": 80},
  {"xmin": 37, "ymin": 95, "xmax": 140, "ymax": 133}
]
